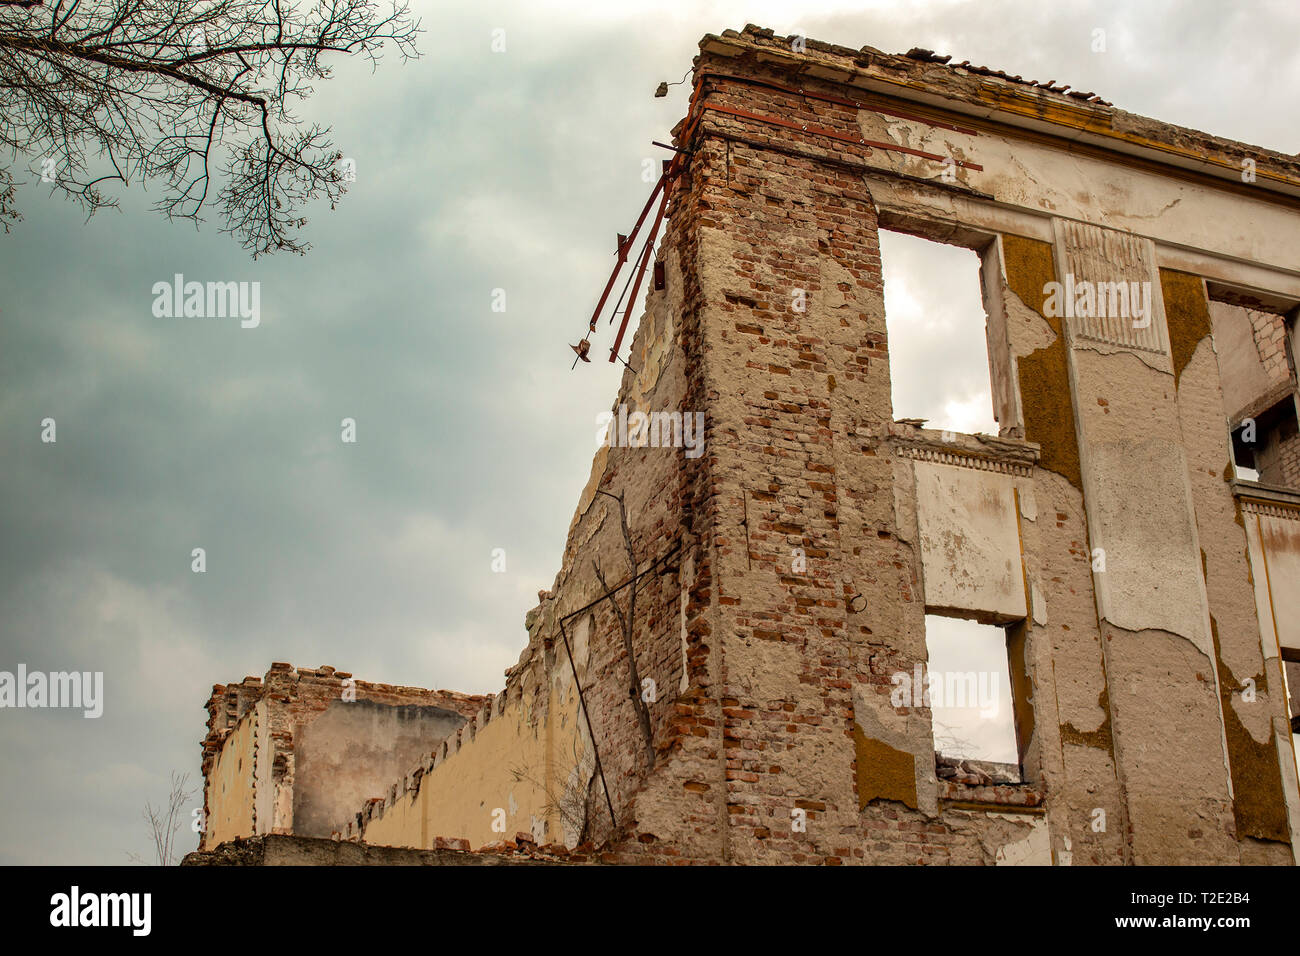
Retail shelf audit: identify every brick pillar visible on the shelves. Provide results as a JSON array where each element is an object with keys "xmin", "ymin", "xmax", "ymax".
[{"xmin": 685, "ymin": 97, "xmax": 928, "ymax": 861}]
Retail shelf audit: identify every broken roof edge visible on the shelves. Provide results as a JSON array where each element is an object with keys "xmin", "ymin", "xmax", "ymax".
[
  {"xmin": 206, "ymin": 662, "xmax": 488, "ymax": 717},
  {"xmin": 697, "ymin": 25, "xmax": 1300, "ymax": 200}
]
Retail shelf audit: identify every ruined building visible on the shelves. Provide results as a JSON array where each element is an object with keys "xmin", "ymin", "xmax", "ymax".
[{"xmin": 194, "ymin": 26, "xmax": 1300, "ymax": 865}]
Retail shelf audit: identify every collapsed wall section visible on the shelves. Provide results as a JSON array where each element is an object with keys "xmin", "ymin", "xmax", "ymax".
[
  {"xmin": 200, "ymin": 664, "xmax": 484, "ymax": 847},
  {"xmin": 337, "ymin": 208, "xmax": 712, "ymax": 852}
]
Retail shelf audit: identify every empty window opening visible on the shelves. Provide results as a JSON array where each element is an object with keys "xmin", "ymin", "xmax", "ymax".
[
  {"xmin": 922, "ymin": 614, "xmax": 1022, "ymax": 784},
  {"xmin": 1231, "ymin": 396, "xmax": 1300, "ymax": 486},
  {"xmin": 1208, "ymin": 294, "xmax": 1300, "ymax": 488},
  {"xmin": 879, "ymin": 231, "xmax": 997, "ymax": 436}
]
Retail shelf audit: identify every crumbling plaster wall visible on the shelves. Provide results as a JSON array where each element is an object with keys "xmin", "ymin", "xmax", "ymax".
[
  {"xmin": 982, "ymin": 233, "xmax": 1125, "ymax": 865},
  {"xmin": 292, "ymin": 700, "xmax": 468, "ymax": 838},
  {"xmin": 355, "ymin": 662, "xmax": 592, "ymax": 850},
  {"xmin": 1051, "ymin": 220, "xmax": 1238, "ymax": 864},
  {"xmin": 342, "ymin": 235, "xmax": 702, "ymax": 853},
  {"xmin": 1172, "ymin": 279, "xmax": 1294, "ymax": 860},
  {"xmin": 1241, "ymin": 500, "xmax": 1300, "ymax": 854},
  {"xmin": 332, "ymin": 25, "xmax": 1300, "ymax": 866},
  {"xmin": 200, "ymin": 665, "xmax": 483, "ymax": 849},
  {"xmin": 205, "ymin": 702, "xmax": 259, "ymax": 848},
  {"xmin": 911, "ymin": 457, "xmax": 1029, "ymax": 623}
]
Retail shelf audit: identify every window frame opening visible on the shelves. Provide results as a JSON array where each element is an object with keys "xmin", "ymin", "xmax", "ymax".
[
  {"xmin": 920, "ymin": 612, "xmax": 1032, "ymax": 786},
  {"xmin": 1207, "ymin": 285, "xmax": 1300, "ymax": 491},
  {"xmin": 877, "ymin": 224, "xmax": 1003, "ymax": 439}
]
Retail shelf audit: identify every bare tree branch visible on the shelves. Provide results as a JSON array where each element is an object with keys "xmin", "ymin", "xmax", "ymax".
[
  {"xmin": 0, "ymin": 0, "xmax": 420, "ymax": 256},
  {"xmin": 593, "ymin": 489, "xmax": 656, "ymax": 772},
  {"xmin": 127, "ymin": 770, "xmax": 197, "ymax": 866}
]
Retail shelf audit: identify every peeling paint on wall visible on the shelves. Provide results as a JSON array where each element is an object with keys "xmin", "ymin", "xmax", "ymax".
[
  {"xmin": 854, "ymin": 723, "xmax": 919, "ymax": 811},
  {"xmin": 1002, "ymin": 235, "xmax": 1082, "ymax": 490},
  {"xmin": 1161, "ymin": 268, "xmax": 1213, "ymax": 389},
  {"xmin": 1210, "ymin": 615, "xmax": 1289, "ymax": 842}
]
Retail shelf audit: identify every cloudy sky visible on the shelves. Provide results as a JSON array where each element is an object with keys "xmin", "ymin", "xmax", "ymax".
[{"xmin": 1, "ymin": 0, "xmax": 1296, "ymax": 865}]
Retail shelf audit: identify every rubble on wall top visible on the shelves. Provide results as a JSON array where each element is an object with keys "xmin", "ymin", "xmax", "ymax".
[
  {"xmin": 205, "ymin": 662, "xmax": 488, "ymax": 720},
  {"xmin": 900, "ymin": 47, "xmax": 1109, "ymax": 104},
  {"xmin": 717, "ymin": 24, "xmax": 1110, "ymax": 105}
]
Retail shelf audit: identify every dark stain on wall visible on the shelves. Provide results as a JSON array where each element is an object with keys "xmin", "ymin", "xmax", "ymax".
[
  {"xmin": 1208, "ymin": 613, "xmax": 1290, "ymax": 843},
  {"xmin": 853, "ymin": 722, "xmax": 918, "ymax": 810},
  {"xmin": 294, "ymin": 699, "xmax": 467, "ymax": 838},
  {"xmin": 1160, "ymin": 268, "xmax": 1213, "ymax": 390},
  {"xmin": 1060, "ymin": 686, "xmax": 1114, "ymax": 751},
  {"xmin": 1002, "ymin": 234, "xmax": 1082, "ymax": 490}
]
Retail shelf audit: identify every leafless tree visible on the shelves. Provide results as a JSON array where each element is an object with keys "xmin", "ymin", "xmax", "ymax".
[
  {"xmin": 127, "ymin": 770, "xmax": 197, "ymax": 866},
  {"xmin": 0, "ymin": 0, "xmax": 420, "ymax": 256},
  {"xmin": 508, "ymin": 745, "xmax": 595, "ymax": 847}
]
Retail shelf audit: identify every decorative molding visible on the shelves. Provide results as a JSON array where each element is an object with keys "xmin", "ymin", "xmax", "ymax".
[
  {"xmin": 896, "ymin": 443, "xmax": 1035, "ymax": 477},
  {"xmin": 1239, "ymin": 496, "xmax": 1300, "ymax": 521},
  {"xmin": 1056, "ymin": 220, "xmax": 1168, "ymax": 356}
]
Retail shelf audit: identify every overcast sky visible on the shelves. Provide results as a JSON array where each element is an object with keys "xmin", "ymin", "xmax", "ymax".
[{"xmin": 1, "ymin": 0, "xmax": 1296, "ymax": 865}]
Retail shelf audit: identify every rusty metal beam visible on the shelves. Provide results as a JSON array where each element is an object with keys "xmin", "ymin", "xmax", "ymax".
[
  {"xmin": 609, "ymin": 182, "xmax": 670, "ymax": 362},
  {"xmin": 570, "ymin": 70, "xmax": 704, "ymax": 366},
  {"xmin": 583, "ymin": 173, "xmax": 666, "ymax": 337}
]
